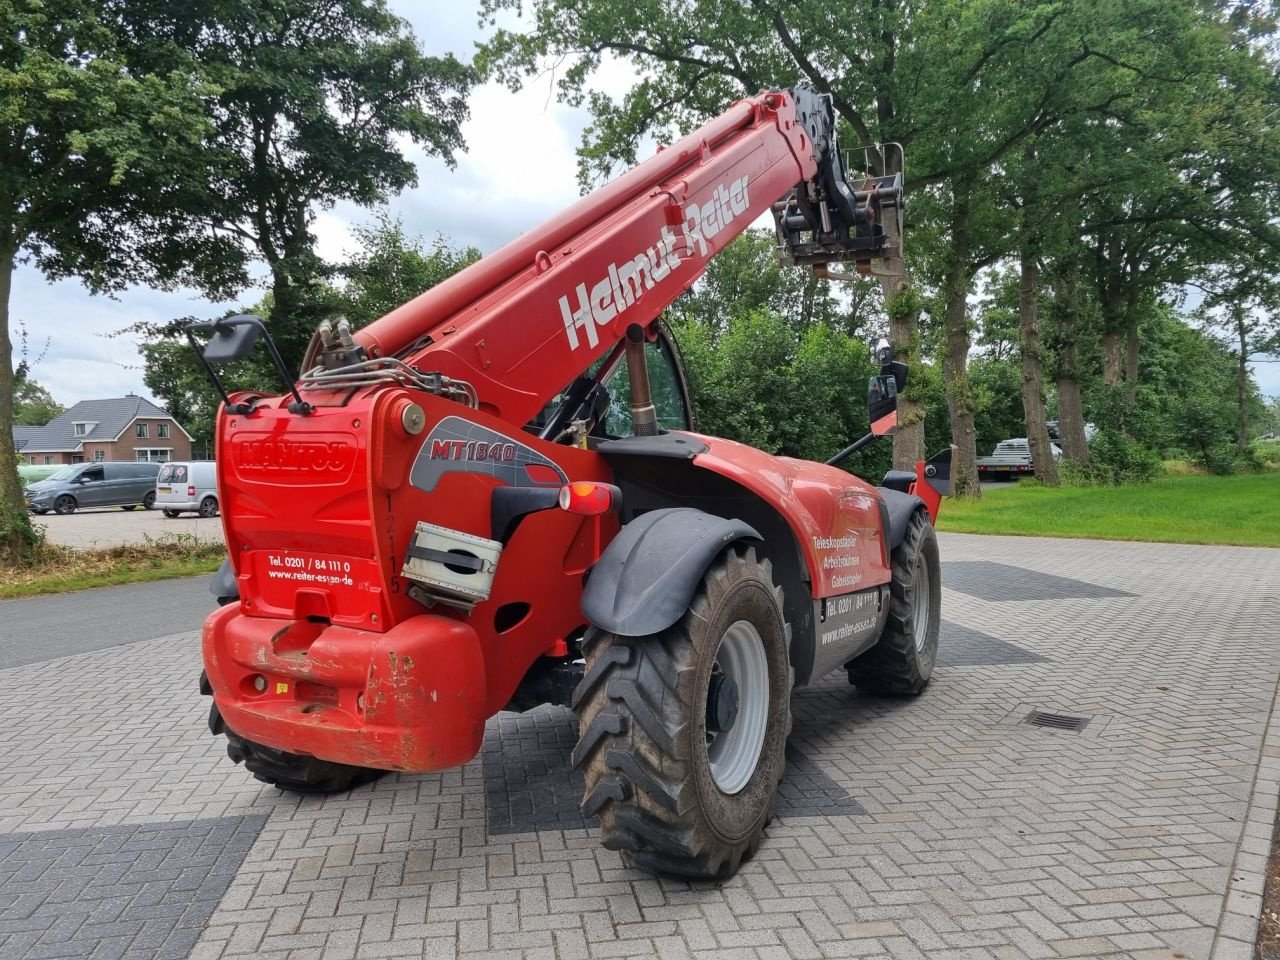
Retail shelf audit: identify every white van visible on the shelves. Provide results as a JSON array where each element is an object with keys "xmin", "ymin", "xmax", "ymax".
[{"xmin": 156, "ymin": 461, "xmax": 220, "ymax": 518}]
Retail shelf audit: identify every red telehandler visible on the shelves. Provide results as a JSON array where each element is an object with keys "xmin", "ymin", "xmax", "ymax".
[{"xmin": 189, "ymin": 86, "xmax": 953, "ymax": 879}]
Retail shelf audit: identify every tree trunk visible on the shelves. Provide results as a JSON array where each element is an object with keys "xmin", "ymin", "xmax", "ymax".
[
  {"xmin": 940, "ymin": 182, "xmax": 979, "ymax": 498},
  {"xmin": 0, "ymin": 242, "xmax": 38, "ymax": 563},
  {"xmin": 1101, "ymin": 330, "xmax": 1123, "ymax": 387},
  {"xmin": 1236, "ymin": 312, "xmax": 1250, "ymax": 454},
  {"xmin": 877, "ymin": 200, "xmax": 923, "ymax": 470},
  {"xmin": 1125, "ymin": 316, "xmax": 1139, "ymax": 405},
  {"xmin": 1018, "ymin": 245, "xmax": 1059, "ymax": 486},
  {"xmin": 1053, "ymin": 274, "xmax": 1089, "ymax": 465}
]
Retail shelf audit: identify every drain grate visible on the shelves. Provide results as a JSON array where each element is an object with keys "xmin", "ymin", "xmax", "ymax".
[{"xmin": 1024, "ymin": 710, "xmax": 1090, "ymax": 732}]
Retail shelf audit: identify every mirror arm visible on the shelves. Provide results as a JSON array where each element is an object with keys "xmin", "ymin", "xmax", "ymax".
[
  {"xmin": 825, "ymin": 431, "xmax": 878, "ymax": 467},
  {"xmin": 183, "ymin": 326, "xmax": 243, "ymax": 414},
  {"xmin": 185, "ymin": 316, "xmax": 312, "ymax": 416}
]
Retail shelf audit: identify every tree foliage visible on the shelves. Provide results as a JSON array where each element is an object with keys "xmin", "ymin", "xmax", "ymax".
[
  {"xmin": 0, "ymin": 0, "xmax": 239, "ymax": 562},
  {"xmin": 120, "ymin": 0, "xmax": 478, "ymax": 368}
]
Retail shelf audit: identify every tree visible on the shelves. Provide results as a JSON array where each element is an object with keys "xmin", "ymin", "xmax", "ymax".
[
  {"xmin": 338, "ymin": 217, "xmax": 481, "ymax": 327},
  {"xmin": 671, "ymin": 229, "xmax": 876, "ymax": 339},
  {"xmin": 1, "ymin": 0, "xmax": 241, "ymax": 562},
  {"xmin": 121, "ymin": 0, "xmax": 478, "ymax": 368},
  {"xmin": 137, "ymin": 223, "xmax": 480, "ymax": 454},
  {"xmin": 12, "ymin": 379, "xmax": 62, "ymax": 426}
]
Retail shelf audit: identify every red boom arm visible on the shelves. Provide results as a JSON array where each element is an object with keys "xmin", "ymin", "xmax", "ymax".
[{"xmin": 352, "ymin": 91, "xmax": 819, "ymax": 426}]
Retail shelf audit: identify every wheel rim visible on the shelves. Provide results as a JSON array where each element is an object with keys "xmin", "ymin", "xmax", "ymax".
[
  {"xmin": 706, "ymin": 620, "xmax": 769, "ymax": 795},
  {"xmin": 911, "ymin": 554, "xmax": 931, "ymax": 653}
]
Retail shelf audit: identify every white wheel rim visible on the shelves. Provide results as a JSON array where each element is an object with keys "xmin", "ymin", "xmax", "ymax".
[{"xmin": 707, "ymin": 620, "xmax": 770, "ymax": 795}]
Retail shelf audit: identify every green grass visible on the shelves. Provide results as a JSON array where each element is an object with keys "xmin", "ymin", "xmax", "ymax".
[
  {"xmin": 936, "ymin": 472, "xmax": 1280, "ymax": 547},
  {"xmin": 0, "ymin": 535, "xmax": 224, "ymax": 599}
]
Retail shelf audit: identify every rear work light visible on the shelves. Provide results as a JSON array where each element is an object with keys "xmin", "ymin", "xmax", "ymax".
[{"xmin": 558, "ymin": 481, "xmax": 621, "ymax": 516}]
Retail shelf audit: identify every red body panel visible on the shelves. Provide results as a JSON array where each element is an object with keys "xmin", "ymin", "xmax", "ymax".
[
  {"xmin": 202, "ymin": 90, "xmax": 921, "ymax": 775},
  {"xmin": 690, "ymin": 435, "xmax": 891, "ymax": 594}
]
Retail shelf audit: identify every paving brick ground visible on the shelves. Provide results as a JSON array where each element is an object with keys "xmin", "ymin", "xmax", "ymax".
[{"xmin": 0, "ymin": 532, "xmax": 1277, "ymax": 960}]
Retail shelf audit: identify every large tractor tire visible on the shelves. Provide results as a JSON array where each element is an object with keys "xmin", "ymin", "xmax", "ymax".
[
  {"xmin": 572, "ymin": 545, "xmax": 792, "ymax": 879},
  {"xmin": 200, "ymin": 672, "xmax": 386, "ymax": 794},
  {"xmin": 847, "ymin": 510, "xmax": 941, "ymax": 695}
]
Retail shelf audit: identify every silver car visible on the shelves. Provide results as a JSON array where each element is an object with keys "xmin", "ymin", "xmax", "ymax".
[
  {"xmin": 156, "ymin": 461, "xmax": 220, "ymax": 518},
  {"xmin": 26, "ymin": 462, "xmax": 162, "ymax": 515}
]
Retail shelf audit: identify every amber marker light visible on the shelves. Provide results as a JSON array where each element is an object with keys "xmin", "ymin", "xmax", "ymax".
[{"xmin": 558, "ymin": 481, "xmax": 622, "ymax": 515}]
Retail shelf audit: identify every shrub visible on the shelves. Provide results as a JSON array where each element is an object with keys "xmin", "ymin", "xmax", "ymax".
[{"xmin": 1063, "ymin": 430, "xmax": 1163, "ymax": 486}]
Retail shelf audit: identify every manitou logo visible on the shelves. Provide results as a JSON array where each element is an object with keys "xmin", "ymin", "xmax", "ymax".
[
  {"xmin": 237, "ymin": 438, "xmax": 354, "ymax": 474},
  {"xmin": 429, "ymin": 439, "xmax": 517, "ymax": 462},
  {"xmin": 559, "ymin": 175, "xmax": 750, "ymax": 350}
]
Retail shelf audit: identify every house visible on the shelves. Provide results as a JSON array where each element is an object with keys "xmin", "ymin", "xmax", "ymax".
[{"xmin": 13, "ymin": 395, "xmax": 193, "ymax": 465}]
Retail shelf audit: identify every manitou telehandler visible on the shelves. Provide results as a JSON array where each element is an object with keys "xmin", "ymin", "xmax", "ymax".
[{"xmin": 190, "ymin": 86, "xmax": 953, "ymax": 879}]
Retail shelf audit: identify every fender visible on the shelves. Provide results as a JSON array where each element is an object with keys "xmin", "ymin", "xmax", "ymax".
[
  {"xmin": 210, "ymin": 556, "xmax": 239, "ymax": 606},
  {"xmin": 877, "ymin": 487, "xmax": 925, "ymax": 550},
  {"xmin": 582, "ymin": 508, "xmax": 761, "ymax": 637}
]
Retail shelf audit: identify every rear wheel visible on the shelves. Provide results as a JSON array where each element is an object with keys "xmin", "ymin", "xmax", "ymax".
[
  {"xmin": 54, "ymin": 495, "xmax": 76, "ymax": 515},
  {"xmin": 122, "ymin": 505, "xmax": 137, "ymax": 511},
  {"xmin": 201, "ymin": 672, "xmax": 387, "ymax": 794},
  {"xmin": 31, "ymin": 509, "xmax": 48, "ymax": 516},
  {"xmin": 198, "ymin": 496, "xmax": 219, "ymax": 518},
  {"xmin": 847, "ymin": 510, "xmax": 941, "ymax": 695},
  {"xmin": 162, "ymin": 509, "xmax": 181, "ymax": 519},
  {"xmin": 573, "ymin": 544, "xmax": 792, "ymax": 879},
  {"xmin": 142, "ymin": 491, "xmax": 156, "ymax": 510}
]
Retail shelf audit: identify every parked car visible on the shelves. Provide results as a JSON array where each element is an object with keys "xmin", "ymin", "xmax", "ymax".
[
  {"xmin": 155, "ymin": 461, "xmax": 219, "ymax": 518},
  {"xmin": 976, "ymin": 438, "xmax": 1063, "ymax": 480},
  {"xmin": 25, "ymin": 462, "xmax": 162, "ymax": 514}
]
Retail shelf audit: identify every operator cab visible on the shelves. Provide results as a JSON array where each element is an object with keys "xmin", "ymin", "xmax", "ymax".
[{"xmin": 525, "ymin": 324, "xmax": 695, "ymax": 445}]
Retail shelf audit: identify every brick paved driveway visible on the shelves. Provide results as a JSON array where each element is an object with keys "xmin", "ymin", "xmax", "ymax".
[{"xmin": 0, "ymin": 533, "xmax": 1277, "ymax": 960}]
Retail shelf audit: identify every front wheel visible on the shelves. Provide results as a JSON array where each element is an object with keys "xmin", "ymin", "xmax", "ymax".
[
  {"xmin": 847, "ymin": 510, "xmax": 941, "ymax": 695},
  {"xmin": 53, "ymin": 495, "xmax": 77, "ymax": 515},
  {"xmin": 573, "ymin": 544, "xmax": 792, "ymax": 879}
]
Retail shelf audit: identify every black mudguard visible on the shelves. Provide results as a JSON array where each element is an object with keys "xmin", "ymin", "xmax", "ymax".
[
  {"xmin": 211, "ymin": 556, "xmax": 239, "ymax": 605},
  {"xmin": 581, "ymin": 508, "xmax": 761, "ymax": 637},
  {"xmin": 877, "ymin": 487, "xmax": 926, "ymax": 550}
]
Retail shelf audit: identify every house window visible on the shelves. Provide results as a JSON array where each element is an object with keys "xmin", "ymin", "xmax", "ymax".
[
  {"xmin": 135, "ymin": 448, "xmax": 172, "ymax": 462},
  {"xmin": 73, "ymin": 423, "xmax": 87, "ymax": 437},
  {"xmin": 158, "ymin": 423, "xmax": 170, "ymax": 439},
  {"xmin": 44, "ymin": 456, "xmax": 52, "ymax": 465},
  {"xmin": 93, "ymin": 450, "xmax": 105, "ymax": 462},
  {"xmin": 135, "ymin": 423, "xmax": 149, "ymax": 439},
  {"xmin": 72, "ymin": 456, "xmax": 84, "ymax": 463}
]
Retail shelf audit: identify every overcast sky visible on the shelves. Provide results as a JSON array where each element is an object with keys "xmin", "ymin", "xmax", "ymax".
[{"xmin": 12, "ymin": 1, "xmax": 1279, "ymax": 406}]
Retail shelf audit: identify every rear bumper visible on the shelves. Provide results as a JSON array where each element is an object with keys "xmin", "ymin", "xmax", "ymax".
[
  {"xmin": 157, "ymin": 499, "xmax": 201, "ymax": 511},
  {"xmin": 202, "ymin": 604, "xmax": 488, "ymax": 773}
]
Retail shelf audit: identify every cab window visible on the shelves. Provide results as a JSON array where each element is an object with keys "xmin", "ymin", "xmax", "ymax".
[{"xmin": 603, "ymin": 336, "xmax": 692, "ymax": 437}]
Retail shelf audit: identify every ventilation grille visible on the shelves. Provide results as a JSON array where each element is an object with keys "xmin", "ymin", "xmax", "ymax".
[{"xmin": 1024, "ymin": 710, "xmax": 1090, "ymax": 732}]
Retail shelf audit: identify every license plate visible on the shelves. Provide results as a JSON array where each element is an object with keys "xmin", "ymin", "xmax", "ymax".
[
  {"xmin": 159, "ymin": 486, "xmax": 171, "ymax": 493},
  {"xmin": 996, "ymin": 466, "xmax": 1010, "ymax": 471}
]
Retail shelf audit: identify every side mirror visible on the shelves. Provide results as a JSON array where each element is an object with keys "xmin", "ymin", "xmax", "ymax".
[
  {"xmin": 195, "ymin": 314, "xmax": 265, "ymax": 365},
  {"xmin": 867, "ymin": 373, "xmax": 899, "ymax": 436}
]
